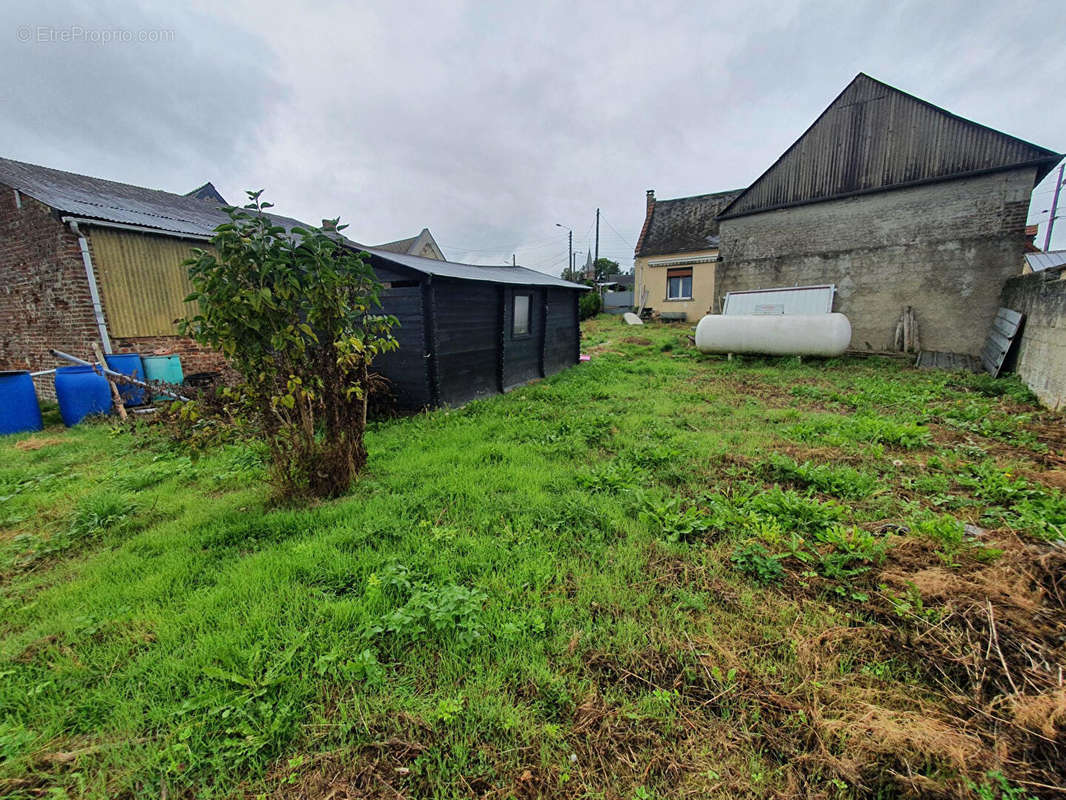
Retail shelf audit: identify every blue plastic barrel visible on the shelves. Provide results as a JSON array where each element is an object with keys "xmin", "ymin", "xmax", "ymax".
[
  {"xmin": 54, "ymin": 366, "xmax": 112, "ymax": 427},
  {"xmin": 104, "ymin": 353, "xmax": 147, "ymax": 406},
  {"xmin": 0, "ymin": 371, "xmax": 43, "ymax": 435},
  {"xmin": 142, "ymin": 355, "xmax": 184, "ymax": 402}
]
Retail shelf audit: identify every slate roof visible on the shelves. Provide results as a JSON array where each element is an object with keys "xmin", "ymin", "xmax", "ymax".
[
  {"xmin": 635, "ymin": 189, "xmax": 743, "ymax": 257},
  {"xmin": 719, "ymin": 73, "xmax": 1062, "ymax": 220},
  {"xmin": 0, "ymin": 156, "xmax": 311, "ymax": 239},
  {"xmin": 185, "ymin": 182, "xmax": 227, "ymax": 204}
]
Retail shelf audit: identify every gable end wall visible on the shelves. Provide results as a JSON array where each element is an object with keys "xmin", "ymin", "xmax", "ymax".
[{"xmin": 716, "ymin": 168, "xmax": 1036, "ymax": 355}]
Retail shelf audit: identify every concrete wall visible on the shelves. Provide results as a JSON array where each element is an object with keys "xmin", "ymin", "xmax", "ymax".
[
  {"xmin": 1000, "ymin": 270, "xmax": 1066, "ymax": 410},
  {"xmin": 717, "ymin": 168, "xmax": 1036, "ymax": 354},
  {"xmin": 634, "ymin": 247, "xmax": 719, "ymax": 322}
]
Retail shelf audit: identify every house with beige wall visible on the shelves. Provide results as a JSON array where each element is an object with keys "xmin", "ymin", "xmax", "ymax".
[{"xmin": 633, "ymin": 188, "xmax": 741, "ymax": 321}]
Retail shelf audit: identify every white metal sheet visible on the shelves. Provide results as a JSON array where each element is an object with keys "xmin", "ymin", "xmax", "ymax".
[{"xmin": 723, "ymin": 284, "xmax": 836, "ymax": 315}]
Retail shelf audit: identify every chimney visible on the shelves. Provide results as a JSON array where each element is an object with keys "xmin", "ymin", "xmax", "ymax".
[{"xmin": 634, "ymin": 189, "xmax": 656, "ymax": 257}]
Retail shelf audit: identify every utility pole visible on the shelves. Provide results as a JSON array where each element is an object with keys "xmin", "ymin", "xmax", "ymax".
[
  {"xmin": 594, "ymin": 208, "xmax": 600, "ymax": 265},
  {"xmin": 568, "ymin": 229, "xmax": 573, "ymax": 278},
  {"xmin": 1044, "ymin": 163, "xmax": 1064, "ymax": 252},
  {"xmin": 512, "ymin": 253, "xmax": 516, "ymax": 266}
]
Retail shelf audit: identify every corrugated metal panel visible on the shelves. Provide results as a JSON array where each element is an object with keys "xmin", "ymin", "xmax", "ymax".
[
  {"xmin": 723, "ymin": 285, "xmax": 835, "ymax": 315},
  {"xmin": 90, "ymin": 228, "xmax": 206, "ymax": 337},
  {"xmin": 1025, "ymin": 251, "xmax": 1066, "ymax": 272},
  {"xmin": 720, "ymin": 74, "xmax": 1060, "ymax": 219}
]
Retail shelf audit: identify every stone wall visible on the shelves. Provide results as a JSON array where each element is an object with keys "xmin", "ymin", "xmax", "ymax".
[
  {"xmin": 1000, "ymin": 270, "xmax": 1066, "ymax": 410},
  {"xmin": 716, "ymin": 168, "xmax": 1037, "ymax": 355}
]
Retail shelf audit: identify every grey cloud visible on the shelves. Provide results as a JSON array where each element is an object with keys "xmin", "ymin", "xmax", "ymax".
[{"xmin": 2, "ymin": 0, "xmax": 1062, "ymax": 274}]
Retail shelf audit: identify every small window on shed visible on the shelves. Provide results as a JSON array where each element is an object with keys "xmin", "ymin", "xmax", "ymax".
[{"xmin": 513, "ymin": 293, "xmax": 531, "ymax": 336}]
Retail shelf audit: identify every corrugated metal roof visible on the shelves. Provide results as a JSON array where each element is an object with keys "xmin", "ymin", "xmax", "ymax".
[
  {"xmin": 364, "ymin": 248, "xmax": 588, "ymax": 289},
  {"xmin": 0, "ymin": 156, "xmax": 315, "ymax": 239},
  {"xmin": 636, "ymin": 189, "xmax": 743, "ymax": 257},
  {"xmin": 718, "ymin": 74, "xmax": 1062, "ymax": 220},
  {"xmin": 1025, "ymin": 250, "xmax": 1066, "ymax": 272}
]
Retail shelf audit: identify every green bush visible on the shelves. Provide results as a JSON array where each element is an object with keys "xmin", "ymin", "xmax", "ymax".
[{"xmin": 578, "ymin": 290, "xmax": 602, "ymax": 320}]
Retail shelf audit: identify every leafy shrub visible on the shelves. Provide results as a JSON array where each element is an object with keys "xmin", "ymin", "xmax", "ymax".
[
  {"xmin": 578, "ymin": 290, "xmax": 602, "ymax": 320},
  {"xmin": 181, "ymin": 192, "xmax": 398, "ymax": 499}
]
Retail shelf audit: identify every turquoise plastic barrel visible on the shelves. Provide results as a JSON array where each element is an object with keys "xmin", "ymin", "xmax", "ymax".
[
  {"xmin": 0, "ymin": 371, "xmax": 43, "ymax": 435},
  {"xmin": 54, "ymin": 366, "xmax": 112, "ymax": 427},
  {"xmin": 142, "ymin": 355, "xmax": 184, "ymax": 402},
  {"xmin": 104, "ymin": 353, "xmax": 147, "ymax": 406}
]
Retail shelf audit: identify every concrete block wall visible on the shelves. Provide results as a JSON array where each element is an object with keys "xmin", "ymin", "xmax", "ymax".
[
  {"xmin": 717, "ymin": 168, "xmax": 1037, "ymax": 355},
  {"xmin": 1000, "ymin": 271, "xmax": 1066, "ymax": 410}
]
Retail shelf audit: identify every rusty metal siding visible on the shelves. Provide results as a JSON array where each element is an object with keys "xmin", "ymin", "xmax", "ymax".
[
  {"xmin": 721, "ymin": 74, "xmax": 1059, "ymax": 219},
  {"xmin": 89, "ymin": 228, "xmax": 207, "ymax": 337}
]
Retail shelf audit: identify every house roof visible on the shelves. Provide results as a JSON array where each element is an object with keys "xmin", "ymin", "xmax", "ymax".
[
  {"xmin": 363, "ymin": 247, "xmax": 588, "ymax": 290},
  {"xmin": 185, "ymin": 182, "xmax": 227, "ymax": 204},
  {"xmin": 0, "ymin": 156, "xmax": 312, "ymax": 240},
  {"xmin": 718, "ymin": 73, "xmax": 1062, "ymax": 220},
  {"xmin": 373, "ymin": 227, "xmax": 446, "ymax": 260},
  {"xmin": 635, "ymin": 189, "xmax": 744, "ymax": 257},
  {"xmin": 1025, "ymin": 250, "xmax": 1066, "ymax": 272}
]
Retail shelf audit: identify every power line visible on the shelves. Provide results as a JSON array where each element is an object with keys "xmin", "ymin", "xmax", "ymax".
[{"xmin": 599, "ymin": 214, "xmax": 634, "ymax": 250}]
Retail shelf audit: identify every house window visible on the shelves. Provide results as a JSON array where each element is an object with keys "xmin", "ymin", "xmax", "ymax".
[
  {"xmin": 666, "ymin": 268, "xmax": 693, "ymax": 300},
  {"xmin": 513, "ymin": 293, "xmax": 531, "ymax": 336}
]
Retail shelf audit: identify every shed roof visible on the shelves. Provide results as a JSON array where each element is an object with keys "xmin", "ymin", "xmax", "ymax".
[
  {"xmin": 1025, "ymin": 250, "xmax": 1066, "ymax": 272},
  {"xmin": 635, "ymin": 189, "xmax": 743, "ymax": 257},
  {"xmin": 718, "ymin": 73, "xmax": 1062, "ymax": 220},
  {"xmin": 364, "ymin": 247, "xmax": 588, "ymax": 289}
]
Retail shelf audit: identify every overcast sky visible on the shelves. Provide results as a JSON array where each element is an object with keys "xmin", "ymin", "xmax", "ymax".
[{"xmin": 2, "ymin": 0, "xmax": 1063, "ymax": 273}]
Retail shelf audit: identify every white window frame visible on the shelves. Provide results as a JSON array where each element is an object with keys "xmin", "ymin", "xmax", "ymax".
[{"xmin": 665, "ymin": 269, "xmax": 693, "ymax": 301}]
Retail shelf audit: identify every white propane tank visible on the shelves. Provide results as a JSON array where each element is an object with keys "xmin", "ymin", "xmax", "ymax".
[{"xmin": 695, "ymin": 313, "xmax": 852, "ymax": 357}]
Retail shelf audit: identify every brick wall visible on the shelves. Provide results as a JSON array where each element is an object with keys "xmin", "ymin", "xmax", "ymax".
[
  {"xmin": 0, "ymin": 185, "xmax": 231, "ymax": 401},
  {"xmin": 716, "ymin": 168, "xmax": 1037, "ymax": 355},
  {"xmin": 0, "ymin": 186, "xmax": 103, "ymax": 398},
  {"xmin": 110, "ymin": 335, "xmax": 230, "ymax": 379},
  {"xmin": 1000, "ymin": 270, "xmax": 1066, "ymax": 410}
]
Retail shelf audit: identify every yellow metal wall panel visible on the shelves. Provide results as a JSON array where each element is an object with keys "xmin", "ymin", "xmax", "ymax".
[{"xmin": 89, "ymin": 229, "xmax": 212, "ymax": 337}]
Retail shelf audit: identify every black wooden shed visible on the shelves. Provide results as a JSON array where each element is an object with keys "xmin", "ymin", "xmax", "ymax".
[{"xmin": 362, "ymin": 248, "xmax": 588, "ymax": 409}]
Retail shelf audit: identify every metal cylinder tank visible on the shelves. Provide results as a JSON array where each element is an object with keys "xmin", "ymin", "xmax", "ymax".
[{"xmin": 695, "ymin": 313, "xmax": 852, "ymax": 357}]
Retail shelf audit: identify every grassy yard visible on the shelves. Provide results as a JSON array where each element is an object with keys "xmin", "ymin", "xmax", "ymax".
[{"xmin": 2, "ymin": 316, "xmax": 1065, "ymax": 799}]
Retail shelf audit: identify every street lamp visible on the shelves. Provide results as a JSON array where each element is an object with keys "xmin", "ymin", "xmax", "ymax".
[{"xmin": 556, "ymin": 223, "xmax": 573, "ymax": 277}]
